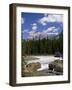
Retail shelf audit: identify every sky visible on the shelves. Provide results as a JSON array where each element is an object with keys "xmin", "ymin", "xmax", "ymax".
[{"xmin": 21, "ymin": 12, "xmax": 63, "ymax": 40}]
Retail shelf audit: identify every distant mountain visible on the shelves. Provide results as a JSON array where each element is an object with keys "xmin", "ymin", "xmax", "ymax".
[{"xmin": 27, "ymin": 26, "xmax": 63, "ymax": 40}]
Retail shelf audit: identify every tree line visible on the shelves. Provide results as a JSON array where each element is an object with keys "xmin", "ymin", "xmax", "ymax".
[{"xmin": 22, "ymin": 32, "xmax": 63, "ymax": 56}]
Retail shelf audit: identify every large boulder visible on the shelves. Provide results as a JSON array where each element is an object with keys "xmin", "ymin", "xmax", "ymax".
[
  {"xmin": 54, "ymin": 64, "xmax": 63, "ymax": 72},
  {"xmin": 24, "ymin": 62, "xmax": 41, "ymax": 73},
  {"xmin": 49, "ymin": 60, "xmax": 63, "ymax": 73}
]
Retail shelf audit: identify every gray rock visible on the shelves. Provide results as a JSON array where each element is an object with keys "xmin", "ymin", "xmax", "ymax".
[
  {"xmin": 49, "ymin": 60, "xmax": 63, "ymax": 73},
  {"xmin": 54, "ymin": 64, "xmax": 63, "ymax": 72}
]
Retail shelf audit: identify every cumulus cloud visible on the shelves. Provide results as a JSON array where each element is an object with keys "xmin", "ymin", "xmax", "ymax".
[
  {"xmin": 42, "ymin": 26, "xmax": 59, "ymax": 36},
  {"xmin": 31, "ymin": 23, "xmax": 37, "ymax": 30},
  {"xmin": 38, "ymin": 14, "xmax": 63, "ymax": 26},
  {"xmin": 32, "ymin": 25, "xmax": 37, "ymax": 30},
  {"xmin": 31, "ymin": 23, "xmax": 37, "ymax": 26},
  {"xmin": 43, "ymin": 27, "xmax": 55, "ymax": 33}
]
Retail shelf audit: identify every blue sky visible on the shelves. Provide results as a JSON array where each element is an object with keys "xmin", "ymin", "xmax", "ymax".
[{"xmin": 21, "ymin": 12, "xmax": 63, "ymax": 40}]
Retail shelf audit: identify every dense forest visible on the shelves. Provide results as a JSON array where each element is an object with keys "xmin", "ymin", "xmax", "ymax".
[{"xmin": 22, "ymin": 32, "xmax": 63, "ymax": 56}]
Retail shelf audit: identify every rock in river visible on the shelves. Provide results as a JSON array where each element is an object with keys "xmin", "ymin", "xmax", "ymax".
[
  {"xmin": 24, "ymin": 62, "xmax": 41, "ymax": 73},
  {"xmin": 49, "ymin": 59, "xmax": 63, "ymax": 73}
]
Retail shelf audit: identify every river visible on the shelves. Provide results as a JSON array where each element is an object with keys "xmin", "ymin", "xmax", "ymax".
[{"xmin": 25, "ymin": 55, "xmax": 63, "ymax": 71}]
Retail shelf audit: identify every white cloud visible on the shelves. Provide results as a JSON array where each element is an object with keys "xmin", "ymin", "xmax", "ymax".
[
  {"xmin": 43, "ymin": 27, "xmax": 56, "ymax": 33},
  {"xmin": 38, "ymin": 16, "xmax": 48, "ymax": 26},
  {"xmin": 40, "ymin": 21, "xmax": 47, "ymax": 26},
  {"xmin": 31, "ymin": 23, "xmax": 37, "ymax": 30},
  {"xmin": 32, "ymin": 25, "xmax": 37, "ymax": 30},
  {"xmin": 21, "ymin": 17, "xmax": 24, "ymax": 24},
  {"xmin": 31, "ymin": 23, "xmax": 37, "ymax": 26},
  {"xmin": 43, "ymin": 26, "xmax": 59, "ymax": 36},
  {"xmin": 38, "ymin": 14, "xmax": 63, "ymax": 25},
  {"xmin": 52, "ymin": 15, "xmax": 63, "ymax": 22}
]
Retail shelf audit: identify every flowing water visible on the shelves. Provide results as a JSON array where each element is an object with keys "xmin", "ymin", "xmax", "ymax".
[{"xmin": 25, "ymin": 55, "xmax": 62, "ymax": 71}]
